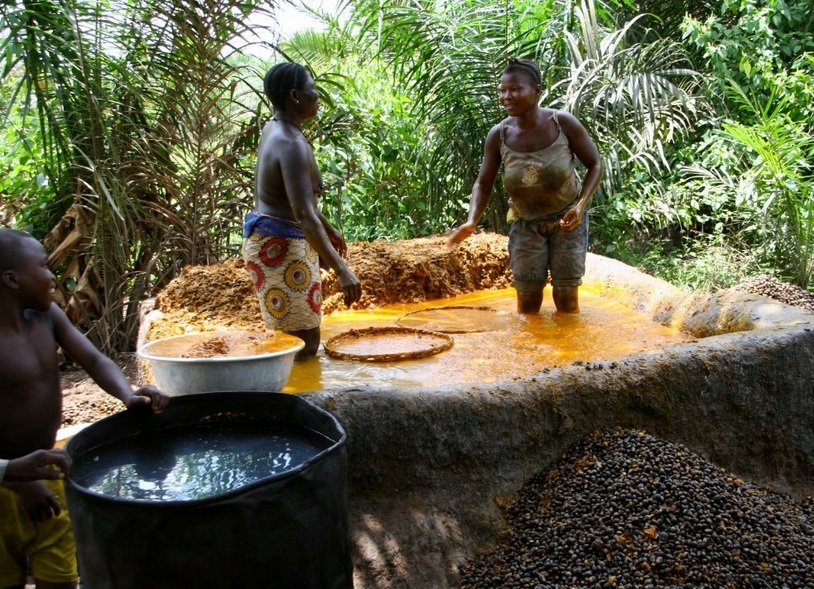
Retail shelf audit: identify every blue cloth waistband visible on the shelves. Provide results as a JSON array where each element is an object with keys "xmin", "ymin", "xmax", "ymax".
[{"xmin": 243, "ymin": 211, "xmax": 305, "ymax": 239}]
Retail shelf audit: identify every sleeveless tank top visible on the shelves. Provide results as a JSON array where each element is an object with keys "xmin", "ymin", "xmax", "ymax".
[{"xmin": 500, "ymin": 111, "xmax": 581, "ymax": 221}]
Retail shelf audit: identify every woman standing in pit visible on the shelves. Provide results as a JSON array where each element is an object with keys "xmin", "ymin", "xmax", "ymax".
[
  {"xmin": 243, "ymin": 62, "xmax": 362, "ymax": 360},
  {"xmin": 447, "ymin": 58, "xmax": 602, "ymax": 314}
]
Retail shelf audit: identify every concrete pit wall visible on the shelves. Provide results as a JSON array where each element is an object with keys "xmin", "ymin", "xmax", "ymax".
[{"xmin": 299, "ymin": 253, "xmax": 814, "ymax": 589}]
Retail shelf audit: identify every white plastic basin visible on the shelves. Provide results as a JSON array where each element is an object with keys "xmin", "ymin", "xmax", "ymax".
[{"xmin": 137, "ymin": 331, "xmax": 305, "ymax": 396}]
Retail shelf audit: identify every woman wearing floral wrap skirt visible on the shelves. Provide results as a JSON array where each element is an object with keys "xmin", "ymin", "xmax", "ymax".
[{"xmin": 243, "ymin": 62, "xmax": 362, "ymax": 360}]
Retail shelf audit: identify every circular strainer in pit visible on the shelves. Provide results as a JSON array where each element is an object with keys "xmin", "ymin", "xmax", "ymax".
[
  {"xmin": 323, "ymin": 327, "xmax": 454, "ymax": 362},
  {"xmin": 396, "ymin": 305, "xmax": 520, "ymax": 333}
]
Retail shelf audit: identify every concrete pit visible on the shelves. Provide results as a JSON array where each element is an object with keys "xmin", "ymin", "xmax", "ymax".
[{"xmin": 141, "ymin": 234, "xmax": 814, "ymax": 588}]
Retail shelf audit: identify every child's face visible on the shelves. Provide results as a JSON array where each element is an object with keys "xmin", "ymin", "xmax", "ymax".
[{"xmin": 16, "ymin": 237, "xmax": 56, "ymax": 311}]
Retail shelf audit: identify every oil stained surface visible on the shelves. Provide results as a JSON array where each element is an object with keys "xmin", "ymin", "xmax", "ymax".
[
  {"xmin": 284, "ymin": 288, "xmax": 694, "ymax": 393},
  {"xmin": 71, "ymin": 422, "xmax": 332, "ymax": 501}
]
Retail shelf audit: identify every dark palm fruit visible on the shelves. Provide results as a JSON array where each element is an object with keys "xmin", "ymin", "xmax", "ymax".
[{"xmin": 459, "ymin": 428, "xmax": 814, "ymax": 589}]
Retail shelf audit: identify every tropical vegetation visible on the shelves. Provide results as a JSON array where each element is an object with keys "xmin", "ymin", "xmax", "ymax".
[{"xmin": 1, "ymin": 0, "xmax": 812, "ymax": 354}]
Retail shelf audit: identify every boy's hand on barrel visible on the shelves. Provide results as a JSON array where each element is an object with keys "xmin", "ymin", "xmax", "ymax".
[
  {"xmin": 125, "ymin": 384, "xmax": 170, "ymax": 414},
  {"xmin": 5, "ymin": 449, "xmax": 71, "ymax": 481}
]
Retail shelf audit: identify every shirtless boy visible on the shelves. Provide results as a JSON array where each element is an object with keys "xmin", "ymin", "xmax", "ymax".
[{"xmin": 0, "ymin": 228, "xmax": 170, "ymax": 589}]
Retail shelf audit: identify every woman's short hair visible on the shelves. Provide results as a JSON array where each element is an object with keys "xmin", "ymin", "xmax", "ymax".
[
  {"xmin": 263, "ymin": 62, "xmax": 310, "ymax": 109},
  {"xmin": 0, "ymin": 229, "xmax": 36, "ymax": 272},
  {"xmin": 503, "ymin": 58, "xmax": 541, "ymax": 87}
]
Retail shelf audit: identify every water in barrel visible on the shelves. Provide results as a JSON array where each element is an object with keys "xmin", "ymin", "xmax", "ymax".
[{"xmin": 71, "ymin": 421, "xmax": 332, "ymax": 501}]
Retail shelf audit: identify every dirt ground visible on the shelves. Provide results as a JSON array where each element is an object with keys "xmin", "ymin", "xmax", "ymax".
[{"xmin": 59, "ymin": 233, "xmax": 814, "ymax": 431}]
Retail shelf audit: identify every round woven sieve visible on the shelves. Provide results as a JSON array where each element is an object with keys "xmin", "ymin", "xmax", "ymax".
[
  {"xmin": 396, "ymin": 305, "xmax": 518, "ymax": 333},
  {"xmin": 323, "ymin": 326, "xmax": 454, "ymax": 362}
]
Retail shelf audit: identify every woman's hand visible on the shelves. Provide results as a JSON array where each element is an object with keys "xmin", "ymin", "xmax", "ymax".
[
  {"xmin": 559, "ymin": 203, "xmax": 586, "ymax": 232},
  {"xmin": 337, "ymin": 268, "xmax": 362, "ymax": 308},
  {"xmin": 326, "ymin": 226, "xmax": 348, "ymax": 258},
  {"xmin": 446, "ymin": 222, "xmax": 476, "ymax": 249}
]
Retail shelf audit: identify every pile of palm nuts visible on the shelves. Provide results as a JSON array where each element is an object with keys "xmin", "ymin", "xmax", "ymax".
[
  {"xmin": 731, "ymin": 274, "xmax": 814, "ymax": 313},
  {"xmin": 459, "ymin": 429, "xmax": 813, "ymax": 588}
]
